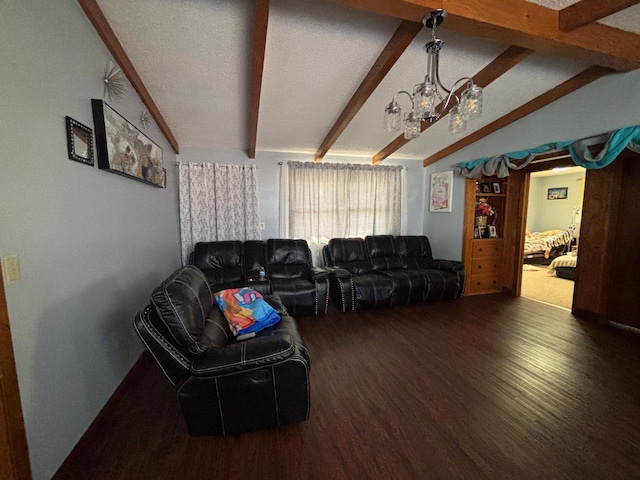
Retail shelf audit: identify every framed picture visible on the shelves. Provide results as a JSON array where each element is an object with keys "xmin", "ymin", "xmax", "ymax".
[
  {"xmin": 65, "ymin": 116, "xmax": 94, "ymax": 166},
  {"xmin": 488, "ymin": 225, "xmax": 498, "ymax": 238},
  {"xmin": 481, "ymin": 183, "xmax": 491, "ymax": 193},
  {"xmin": 430, "ymin": 170, "xmax": 453, "ymax": 212},
  {"xmin": 492, "ymin": 183, "xmax": 501, "ymax": 194},
  {"xmin": 547, "ymin": 187, "xmax": 568, "ymax": 200},
  {"xmin": 91, "ymin": 99, "xmax": 166, "ymax": 188}
]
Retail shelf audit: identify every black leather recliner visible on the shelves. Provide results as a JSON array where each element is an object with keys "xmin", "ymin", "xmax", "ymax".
[
  {"xmin": 134, "ymin": 265, "xmax": 311, "ymax": 436},
  {"xmin": 265, "ymin": 239, "xmax": 330, "ymax": 317}
]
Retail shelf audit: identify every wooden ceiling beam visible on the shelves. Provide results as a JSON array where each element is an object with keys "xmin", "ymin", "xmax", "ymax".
[
  {"xmin": 373, "ymin": 45, "xmax": 532, "ymax": 164},
  {"xmin": 76, "ymin": 0, "xmax": 180, "ymax": 154},
  {"xmin": 558, "ymin": 0, "xmax": 640, "ymax": 32},
  {"xmin": 329, "ymin": 0, "xmax": 640, "ymax": 71},
  {"xmin": 248, "ymin": 0, "xmax": 270, "ymax": 159},
  {"xmin": 421, "ymin": 65, "xmax": 613, "ymax": 168},
  {"xmin": 315, "ymin": 19, "xmax": 422, "ymax": 162}
]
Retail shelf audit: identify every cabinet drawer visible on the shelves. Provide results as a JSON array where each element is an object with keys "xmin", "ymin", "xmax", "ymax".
[
  {"xmin": 467, "ymin": 273, "xmax": 502, "ymax": 294},
  {"xmin": 472, "ymin": 240, "xmax": 504, "ymax": 258},
  {"xmin": 471, "ymin": 257, "xmax": 503, "ymax": 275}
]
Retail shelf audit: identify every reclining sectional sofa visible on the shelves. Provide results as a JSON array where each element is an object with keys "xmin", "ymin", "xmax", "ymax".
[
  {"xmin": 322, "ymin": 235, "xmax": 465, "ymax": 311},
  {"xmin": 190, "ymin": 238, "xmax": 330, "ymax": 317}
]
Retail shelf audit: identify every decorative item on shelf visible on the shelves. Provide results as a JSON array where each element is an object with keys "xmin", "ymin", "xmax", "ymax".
[
  {"xmin": 383, "ymin": 9, "xmax": 482, "ymax": 139},
  {"xmin": 140, "ymin": 109, "xmax": 152, "ymax": 130},
  {"xmin": 475, "ymin": 197, "xmax": 496, "ymax": 238},
  {"xmin": 102, "ymin": 61, "xmax": 127, "ymax": 102}
]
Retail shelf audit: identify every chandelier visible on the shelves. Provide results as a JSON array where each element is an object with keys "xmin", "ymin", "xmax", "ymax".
[{"xmin": 383, "ymin": 9, "xmax": 483, "ymax": 139}]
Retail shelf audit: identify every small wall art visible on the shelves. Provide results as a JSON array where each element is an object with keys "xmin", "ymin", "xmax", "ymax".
[
  {"xmin": 65, "ymin": 116, "xmax": 94, "ymax": 166},
  {"xmin": 430, "ymin": 170, "xmax": 453, "ymax": 212},
  {"xmin": 547, "ymin": 187, "xmax": 568, "ymax": 200},
  {"xmin": 92, "ymin": 99, "xmax": 166, "ymax": 188}
]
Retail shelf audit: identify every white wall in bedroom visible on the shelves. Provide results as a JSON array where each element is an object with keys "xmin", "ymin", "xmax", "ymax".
[{"xmin": 526, "ymin": 171, "xmax": 586, "ymax": 233}]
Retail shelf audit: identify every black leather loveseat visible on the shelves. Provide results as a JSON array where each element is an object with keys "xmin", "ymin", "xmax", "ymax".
[
  {"xmin": 322, "ymin": 235, "xmax": 465, "ymax": 311},
  {"xmin": 190, "ymin": 238, "xmax": 330, "ymax": 316},
  {"xmin": 134, "ymin": 265, "xmax": 311, "ymax": 436}
]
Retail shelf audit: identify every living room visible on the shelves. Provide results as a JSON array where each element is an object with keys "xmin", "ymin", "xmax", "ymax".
[{"xmin": 2, "ymin": 1, "xmax": 640, "ymax": 479}]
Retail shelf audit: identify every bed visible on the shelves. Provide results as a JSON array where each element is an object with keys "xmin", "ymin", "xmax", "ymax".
[
  {"xmin": 546, "ymin": 251, "xmax": 577, "ymax": 280},
  {"xmin": 524, "ymin": 229, "xmax": 573, "ymax": 259}
]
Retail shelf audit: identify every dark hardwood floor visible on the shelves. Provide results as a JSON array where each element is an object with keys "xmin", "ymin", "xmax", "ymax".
[{"xmin": 54, "ymin": 295, "xmax": 640, "ymax": 480}]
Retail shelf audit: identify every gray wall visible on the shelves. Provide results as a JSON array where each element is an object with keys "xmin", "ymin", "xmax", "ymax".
[
  {"xmin": 179, "ymin": 147, "xmax": 426, "ymax": 240},
  {"xmin": 527, "ymin": 172, "xmax": 585, "ymax": 233},
  {"xmin": 0, "ymin": 1, "xmax": 180, "ymax": 479},
  {"xmin": 424, "ymin": 68, "xmax": 640, "ymax": 260}
]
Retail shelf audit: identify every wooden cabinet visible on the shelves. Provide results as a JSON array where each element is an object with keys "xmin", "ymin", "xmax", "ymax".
[{"xmin": 463, "ymin": 178, "xmax": 509, "ymax": 296}]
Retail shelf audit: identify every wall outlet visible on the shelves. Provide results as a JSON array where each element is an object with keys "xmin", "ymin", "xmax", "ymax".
[
  {"xmin": 259, "ymin": 222, "xmax": 265, "ymax": 230},
  {"xmin": 3, "ymin": 255, "xmax": 21, "ymax": 284}
]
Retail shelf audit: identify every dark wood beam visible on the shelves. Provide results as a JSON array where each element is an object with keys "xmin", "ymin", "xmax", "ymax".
[
  {"xmin": 249, "ymin": 0, "xmax": 270, "ymax": 159},
  {"xmin": 558, "ymin": 0, "xmax": 640, "ymax": 32},
  {"xmin": 329, "ymin": 0, "xmax": 640, "ymax": 71},
  {"xmin": 421, "ymin": 65, "xmax": 613, "ymax": 167},
  {"xmin": 373, "ymin": 45, "xmax": 532, "ymax": 164},
  {"xmin": 76, "ymin": 0, "xmax": 180, "ymax": 154},
  {"xmin": 315, "ymin": 20, "xmax": 422, "ymax": 162}
]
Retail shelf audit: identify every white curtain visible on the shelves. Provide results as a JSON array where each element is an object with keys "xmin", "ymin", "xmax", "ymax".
[
  {"xmin": 179, "ymin": 163, "xmax": 260, "ymax": 264},
  {"xmin": 280, "ymin": 161, "xmax": 405, "ymax": 263}
]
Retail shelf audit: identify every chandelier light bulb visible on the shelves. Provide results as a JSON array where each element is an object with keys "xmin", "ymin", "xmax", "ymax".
[{"xmin": 449, "ymin": 104, "xmax": 467, "ymax": 134}]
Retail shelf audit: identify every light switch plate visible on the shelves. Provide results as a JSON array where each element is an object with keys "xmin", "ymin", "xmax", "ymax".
[{"xmin": 3, "ymin": 255, "xmax": 21, "ymax": 284}]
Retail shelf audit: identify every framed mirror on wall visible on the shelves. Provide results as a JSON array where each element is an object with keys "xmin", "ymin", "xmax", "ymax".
[{"xmin": 65, "ymin": 116, "xmax": 94, "ymax": 166}]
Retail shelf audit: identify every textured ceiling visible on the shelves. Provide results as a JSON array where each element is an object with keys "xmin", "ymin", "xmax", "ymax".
[{"xmin": 95, "ymin": 0, "xmax": 637, "ymax": 162}]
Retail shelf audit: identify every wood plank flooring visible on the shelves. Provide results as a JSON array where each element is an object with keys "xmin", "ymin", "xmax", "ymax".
[{"xmin": 53, "ymin": 295, "xmax": 640, "ymax": 480}]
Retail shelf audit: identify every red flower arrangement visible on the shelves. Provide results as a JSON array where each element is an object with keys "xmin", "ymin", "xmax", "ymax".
[{"xmin": 476, "ymin": 198, "xmax": 497, "ymax": 225}]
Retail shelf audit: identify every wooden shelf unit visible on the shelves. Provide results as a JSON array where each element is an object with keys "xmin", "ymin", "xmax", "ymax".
[{"xmin": 463, "ymin": 178, "xmax": 509, "ymax": 296}]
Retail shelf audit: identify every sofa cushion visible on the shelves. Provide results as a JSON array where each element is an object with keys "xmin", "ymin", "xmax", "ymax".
[
  {"xmin": 366, "ymin": 235, "xmax": 403, "ymax": 271},
  {"xmin": 351, "ymin": 273, "xmax": 393, "ymax": 310},
  {"xmin": 396, "ymin": 236, "xmax": 434, "ymax": 269},
  {"xmin": 151, "ymin": 265, "xmax": 214, "ymax": 356},
  {"xmin": 192, "ymin": 241, "xmax": 244, "ymax": 287},
  {"xmin": 326, "ymin": 238, "xmax": 373, "ymax": 275},
  {"xmin": 266, "ymin": 239, "xmax": 311, "ymax": 279}
]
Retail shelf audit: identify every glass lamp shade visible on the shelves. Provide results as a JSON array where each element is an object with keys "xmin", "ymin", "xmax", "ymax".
[
  {"xmin": 449, "ymin": 104, "xmax": 467, "ymax": 134},
  {"xmin": 461, "ymin": 84, "xmax": 483, "ymax": 119},
  {"xmin": 403, "ymin": 112, "xmax": 421, "ymax": 139},
  {"xmin": 421, "ymin": 82, "xmax": 438, "ymax": 121},
  {"xmin": 384, "ymin": 101, "xmax": 402, "ymax": 132}
]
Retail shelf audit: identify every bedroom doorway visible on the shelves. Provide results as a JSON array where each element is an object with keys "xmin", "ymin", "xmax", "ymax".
[{"xmin": 520, "ymin": 166, "xmax": 585, "ymax": 309}]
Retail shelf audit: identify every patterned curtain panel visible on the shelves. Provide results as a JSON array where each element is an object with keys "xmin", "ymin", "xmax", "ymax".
[
  {"xmin": 281, "ymin": 161, "xmax": 404, "ymax": 264},
  {"xmin": 178, "ymin": 163, "xmax": 260, "ymax": 264}
]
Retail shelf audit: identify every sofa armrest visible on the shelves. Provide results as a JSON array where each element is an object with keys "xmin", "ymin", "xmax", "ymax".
[
  {"xmin": 323, "ymin": 266, "xmax": 352, "ymax": 278},
  {"xmin": 430, "ymin": 259, "xmax": 465, "ymax": 272},
  {"xmin": 190, "ymin": 334, "xmax": 295, "ymax": 377},
  {"xmin": 303, "ymin": 266, "xmax": 331, "ymax": 281}
]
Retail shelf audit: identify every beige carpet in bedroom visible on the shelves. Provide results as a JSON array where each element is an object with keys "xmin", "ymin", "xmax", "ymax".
[{"xmin": 521, "ymin": 265, "xmax": 575, "ymax": 309}]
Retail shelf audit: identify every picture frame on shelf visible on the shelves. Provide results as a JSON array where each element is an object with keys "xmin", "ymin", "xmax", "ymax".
[
  {"xmin": 91, "ymin": 99, "xmax": 166, "ymax": 188},
  {"xmin": 65, "ymin": 116, "xmax": 94, "ymax": 166},
  {"xmin": 429, "ymin": 170, "xmax": 453, "ymax": 213},
  {"xmin": 474, "ymin": 227, "xmax": 481, "ymax": 239},
  {"xmin": 481, "ymin": 183, "xmax": 491, "ymax": 193},
  {"xmin": 492, "ymin": 182, "xmax": 501, "ymax": 194},
  {"xmin": 488, "ymin": 225, "xmax": 498, "ymax": 238}
]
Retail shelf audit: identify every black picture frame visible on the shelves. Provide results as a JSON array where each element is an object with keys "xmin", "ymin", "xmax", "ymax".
[
  {"xmin": 91, "ymin": 99, "xmax": 166, "ymax": 188},
  {"xmin": 65, "ymin": 116, "xmax": 94, "ymax": 166},
  {"xmin": 492, "ymin": 183, "xmax": 501, "ymax": 194},
  {"xmin": 481, "ymin": 183, "xmax": 491, "ymax": 193}
]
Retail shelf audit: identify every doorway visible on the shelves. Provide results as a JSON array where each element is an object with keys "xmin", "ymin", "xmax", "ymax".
[{"xmin": 520, "ymin": 166, "xmax": 585, "ymax": 309}]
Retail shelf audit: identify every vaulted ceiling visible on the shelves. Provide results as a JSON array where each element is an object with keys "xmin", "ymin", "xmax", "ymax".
[{"xmin": 81, "ymin": 0, "xmax": 640, "ymax": 166}]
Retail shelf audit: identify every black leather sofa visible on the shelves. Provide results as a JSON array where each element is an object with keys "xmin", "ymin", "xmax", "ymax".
[
  {"xmin": 134, "ymin": 265, "xmax": 311, "ymax": 436},
  {"xmin": 323, "ymin": 235, "xmax": 466, "ymax": 311},
  {"xmin": 190, "ymin": 238, "xmax": 329, "ymax": 316}
]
